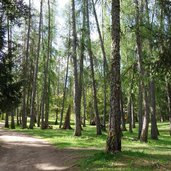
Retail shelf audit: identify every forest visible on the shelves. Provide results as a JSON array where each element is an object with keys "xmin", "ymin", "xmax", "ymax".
[{"xmin": 0, "ymin": 0, "xmax": 171, "ymax": 170}]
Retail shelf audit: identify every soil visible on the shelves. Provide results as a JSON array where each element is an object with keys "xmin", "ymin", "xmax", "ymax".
[{"xmin": 0, "ymin": 123, "xmax": 81, "ymax": 171}]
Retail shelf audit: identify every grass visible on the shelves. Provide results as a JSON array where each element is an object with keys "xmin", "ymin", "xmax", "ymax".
[{"xmin": 4, "ymin": 120, "xmax": 171, "ymax": 171}]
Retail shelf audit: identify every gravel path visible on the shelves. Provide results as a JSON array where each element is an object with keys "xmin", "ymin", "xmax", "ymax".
[{"xmin": 0, "ymin": 123, "xmax": 81, "ymax": 171}]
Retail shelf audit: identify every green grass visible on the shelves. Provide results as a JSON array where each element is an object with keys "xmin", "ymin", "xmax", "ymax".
[{"xmin": 7, "ymin": 121, "xmax": 171, "ymax": 170}]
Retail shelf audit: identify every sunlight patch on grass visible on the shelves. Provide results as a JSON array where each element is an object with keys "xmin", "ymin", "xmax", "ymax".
[{"xmin": 12, "ymin": 122, "xmax": 171, "ymax": 171}]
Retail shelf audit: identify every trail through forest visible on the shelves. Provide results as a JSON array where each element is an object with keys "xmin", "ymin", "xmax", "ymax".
[{"xmin": 0, "ymin": 123, "xmax": 80, "ymax": 171}]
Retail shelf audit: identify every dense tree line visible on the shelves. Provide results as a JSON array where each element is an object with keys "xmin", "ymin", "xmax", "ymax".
[{"xmin": 0, "ymin": 0, "xmax": 171, "ymax": 153}]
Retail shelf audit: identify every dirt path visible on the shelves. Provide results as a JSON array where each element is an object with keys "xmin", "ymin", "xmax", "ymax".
[{"xmin": 0, "ymin": 124, "xmax": 81, "ymax": 171}]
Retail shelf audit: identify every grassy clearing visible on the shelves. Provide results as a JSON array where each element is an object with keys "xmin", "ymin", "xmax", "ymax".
[{"xmin": 7, "ymin": 121, "xmax": 171, "ymax": 170}]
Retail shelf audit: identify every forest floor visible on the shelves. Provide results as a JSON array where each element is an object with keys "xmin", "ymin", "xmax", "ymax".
[
  {"xmin": 0, "ymin": 121, "xmax": 171, "ymax": 171},
  {"xmin": 0, "ymin": 123, "xmax": 81, "ymax": 171}
]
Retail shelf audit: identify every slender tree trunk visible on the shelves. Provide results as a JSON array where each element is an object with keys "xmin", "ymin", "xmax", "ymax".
[
  {"xmin": 150, "ymin": 80, "xmax": 158, "ymax": 139},
  {"xmin": 5, "ymin": 113, "xmax": 9, "ymax": 128},
  {"xmin": 86, "ymin": 0, "xmax": 102, "ymax": 135},
  {"xmin": 77, "ymin": 0, "xmax": 86, "ymax": 130},
  {"xmin": 59, "ymin": 50, "xmax": 70, "ymax": 128},
  {"xmin": 16, "ymin": 108, "xmax": 20, "ymax": 126},
  {"xmin": 128, "ymin": 67, "xmax": 135, "ymax": 133},
  {"xmin": 29, "ymin": 0, "xmax": 43, "ymax": 129},
  {"xmin": 22, "ymin": 0, "xmax": 31, "ymax": 129},
  {"xmin": 92, "ymin": 0, "xmax": 108, "ymax": 130},
  {"xmin": 106, "ymin": 0, "xmax": 121, "ymax": 153},
  {"xmin": 128, "ymin": 96, "xmax": 133, "ymax": 133},
  {"xmin": 138, "ymin": 82, "xmax": 143, "ymax": 139},
  {"xmin": 41, "ymin": 0, "xmax": 51, "ymax": 129},
  {"xmin": 120, "ymin": 90, "xmax": 127, "ymax": 131},
  {"xmin": 45, "ymin": 77, "xmax": 50, "ymax": 128},
  {"xmin": 63, "ymin": 104, "xmax": 72, "ymax": 129},
  {"xmin": 144, "ymin": 0, "xmax": 158, "ymax": 140},
  {"xmin": 83, "ymin": 84, "xmax": 86, "ymax": 127},
  {"xmin": 140, "ymin": 87, "xmax": 149, "ymax": 142},
  {"xmin": 131, "ymin": 100, "xmax": 135, "ymax": 128},
  {"xmin": 55, "ymin": 108, "xmax": 58, "ymax": 125},
  {"xmin": 135, "ymin": 0, "xmax": 149, "ymax": 142},
  {"xmin": 166, "ymin": 81, "xmax": 171, "ymax": 136},
  {"xmin": 72, "ymin": 0, "xmax": 81, "ymax": 136},
  {"xmin": 11, "ymin": 112, "xmax": 15, "ymax": 129}
]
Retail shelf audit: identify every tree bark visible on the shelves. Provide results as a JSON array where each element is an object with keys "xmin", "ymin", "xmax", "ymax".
[
  {"xmin": 128, "ymin": 96, "xmax": 133, "ymax": 133},
  {"xmin": 82, "ymin": 84, "xmax": 86, "ymax": 127},
  {"xmin": 41, "ymin": 0, "xmax": 51, "ymax": 129},
  {"xmin": 106, "ymin": 0, "xmax": 121, "ymax": 153},
  {"xmin": 131, "ymin": 100, "xmax": 136, "ymax": 128},
  {"xmin": 92, "ymin": 0, "xmax": 108, "ymax": 130},
  {"xmin": 140, "ymin": 87, "xmax": 149, "ymax": 142},
  {"xmin": 135, "ymin": 0, "xmax": 149, "ymax": 142},
  {"xmin": 63, "ymin": 105, "xmax": 72, "ymax": 129},
  {"xmin": 11, "ymin": 111, "xmax": 15, "ymax": 129},
  {"xmin": 86, "ymin": 0, "xmax": 102, "ymax": 135},
  {"xmin": 150, "ymin": 80, "xmax": 158, "ymax": 139},
  {"xmin": 59, "ymin": 54, "xmax": 70, "ymax": 128},
  {"xmin": 128, "ymin": 66, "xmax": 135, "ymax": 133},
  {"xmin": 5, "ymin": 113, "xmax": 9, "ymax": 128},
  {"xmin": 72, "ymin": 0, "xmax": 81, "ymax": 136},
  {"xmin": 120, "ymin": 90, "xmax": 127, "ymax": 131},
  {"xmin": 22, "ymin": 0, "xmax": 31, "ymax": 129},
  {"xmin": 166, "ymin": 81, "xmax": 171, "ymax": 136},
  {"xmin": 29, "ymin": 0, "xmax": 43, "ymax": 129}
]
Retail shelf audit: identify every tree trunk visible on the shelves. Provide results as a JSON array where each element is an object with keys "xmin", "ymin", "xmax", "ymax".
[
  {"xmin": 106, "ymin": 0, "xmax": 121, "ymax": 153},
  {"xmin": 131, "ymin": 100, "xmax": 136, "ymax": 128},
  {"xmin": 72, "ymin": 0, "xmax": 81, "ymax": 136},
  {"xmin": 59, "ymin": 51, "xmax": 70, "ymax": 128},
  {"xmin": 120, "ymin": 90, "xmax": 127, "ymax": 131},
  {"xmin": 82, "ymin": 84, "xmax": 86, "ymax": 127},
  {"xmin": 128, "ymin": 96, "xmax": 133, "ymax": 133},
  {"xmin": 5, "ymin": 113, "xmax": 9, "ymax": 128},
  {"xmin": 16, "ymin": 108, "xmax": 20, "ymax": 126},
  {"xmin": 92, "ymin": 0, "xmax": 108, "ymax": 131},
  {"xmin": 63, "ymin": 105, "xmax": 72, "ymax": 129},
  {"xmin": 29, "ymin": 0, "xmax": 43, "ymax": 129},
  {"xmin": 140, "ymin": 87, "xmax": 149, "ymax": 142},
  {"xmin": 22, "ymin": 0, "xmax": 31, "ymax": 129},
  {"xmin": 41, "ymin": 0, "xmax": 51, "ymax": 129},
  {"xmin": 54, "ymin": 108, "xmax": 58, "ymax": 125},
  {"xmin": 144, "ymin": 0, "xmax": 158, "ymax": 140},
  {"xmin": 150, "ymin": 80, "xmax": 158, "ymax": 139},
  {"xmin": 135, "ymin": 0, "xmax": 149, "ymax": 142},
  {"xmin": 128, "ymin": 66, "xmax": 135, "ymax": 133},
  {"xmin": 166, "ymin": 81, "xmax": 171, "ymax": 136},
  {"xmin": 86, "ymin": 0, "xmax": 101, "ymax": 135},
  {"xmin": 138, "ymin": 82, "xmax": 143, "ymax": 139},
  {"xmin": 78, "ymin": 0, "xmax": 86, "ymax": 129},
  {"xmin": 11, "ymin": 112, "xmax": 15, "ymax": 129},
  {"xmin": 45, "ymin": 77, "xmax": 50, "ymax": 128}
]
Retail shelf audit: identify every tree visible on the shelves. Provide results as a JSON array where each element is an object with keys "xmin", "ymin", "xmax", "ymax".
[
  {"xmin": 86, "ymin": 0, "xmax": 102, "ymax": 135},
  {"xmin": 106, "ymin": 0, "xmax": 121, "ymax": 153},
  {"xmin": 72, "ymin": 0, "xmax": 82, "ymax": 136},
  {"xmin": 0, "ymin": 0, "xmax": 28, "ymax": 128},
  {"xmin": 21, "ymin": 0, "xmax": 31, "ymax": 129},
  {"xmin": 29, "ymin": 0, "xmax": 43, "ymax": 129}
]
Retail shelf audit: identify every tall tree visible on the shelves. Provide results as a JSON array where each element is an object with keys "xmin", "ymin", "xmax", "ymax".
[
  {"xmin": 92, "ymin": 0, "xmax": 108, "ymax": 130},
  {"xmin": 106, "ymin": 0, "xmax": 121, "ymax": 153},
  {"xmin": 29, "ymin": 0, "xmax": 43, "ymax": 129},
  {"xmin": 21, "ymin": 0, "xmax": 31, "ymax": 129},
  {"xmin": 72, "ymin": 0, "xmax": 82, "ymax": 136},
  {"xmin": 86, "ymin": 0, "xmax": 102, "ymax": 135},
  {"xmin": 41, "ymin": 0, "xmax": 51, "ymax": 129}
]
